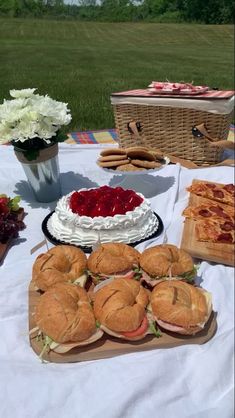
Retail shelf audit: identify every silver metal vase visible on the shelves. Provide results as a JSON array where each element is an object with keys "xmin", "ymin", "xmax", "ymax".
[{"xmin": 14, "ymin": 144, "xmax": 61, "ymax": 203}]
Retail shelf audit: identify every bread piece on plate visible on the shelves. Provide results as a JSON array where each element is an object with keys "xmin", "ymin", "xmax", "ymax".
[
  {"xmin": 150, "ymin": 148, "xmax": 164, "ymax": 160},
  {"xmin": 100, "ymin": 148, "xmax": 127, "ymax": 157},
  {"xmin": 98, "ymin": 159, "xmax": 129, "ymax": 168},
  {"xmin": 131, "ymin": 159, "xmax": 162, "ymax": 169},
  {"xmin": 116, "ymin": 163, "xmax": 146, "ymax": 172},
  {"xmin": 126, "ymin": 147, "xmax": 156, "ymax": 161},
  {"xmin": 99, "ymin": 155, "xmax": 128, "ymax": 162}
]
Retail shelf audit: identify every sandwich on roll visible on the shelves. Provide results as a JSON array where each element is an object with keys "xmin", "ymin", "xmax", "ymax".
[
  {"xmin": 87, "ymin": 242, "xmax": 141, "ymax": 284},
  {"xmin": 139, "ymin": 244, "xmax": 196, "ymax": 287},
  {"xmin": 33, "ymin": 282, "xmax": 103, "ymax": 356},
  {"xmin": 32, "ymin": 245, "xmax": 88, "ymax": 291},
  {"xmin": 93, "ymin": 277, "xmax": 161, "ymax": 340},
  {"xmin": 150, "ymin": 280, "xmax": 212, "ymax": 335}
]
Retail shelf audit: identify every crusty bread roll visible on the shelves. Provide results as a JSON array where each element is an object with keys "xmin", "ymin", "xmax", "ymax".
[
  {"xmin": 93, "ymin": 278, "xmax": 149, "ymax": 340},
  {"xmin": 150, "ymin": 280, "xmax": 212, "ymax": 335},
  {"xmin": 33, "ymin": 245, "xmax": 87, "ymax": 291},
  {"xmin": 88, "ymin": 243, "xmax": 140, "ymax": 279},
  {"xmin": 35, "ymin": 282, "xmax": 101, "ymax": 345},
  {"xmin": 125, "ymin": 147, "xmax": 156, "ymax": 161},
  {"xmin": 100, "ymin": 148, "xmax": 127, "ymax": 157},
  {"xmin": 140, "ymin": 244, "xmax": 194, "ymax": 279}
]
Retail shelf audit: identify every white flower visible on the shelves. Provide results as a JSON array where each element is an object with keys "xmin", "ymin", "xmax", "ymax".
[
  {"xmin": 0, "ymin": 122, "xmax": 13, "ymax": 144},
  {"xmin": 10, "ymin": 88, "xmax": 37, "ymax": 98},
  {"xmin": 0, "ymin": 89, "xmax": 72, "ymax": 145}
]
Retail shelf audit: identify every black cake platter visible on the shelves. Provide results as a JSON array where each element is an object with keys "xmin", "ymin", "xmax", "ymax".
[{"xmin": 42, "ymin": 212, "xmax": 164, "ymax": 254}]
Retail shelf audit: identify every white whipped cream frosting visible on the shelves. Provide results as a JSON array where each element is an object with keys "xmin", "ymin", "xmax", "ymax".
[{"xmin": 47, "ymin": 189, "xmax": 159, "ymax": 246}]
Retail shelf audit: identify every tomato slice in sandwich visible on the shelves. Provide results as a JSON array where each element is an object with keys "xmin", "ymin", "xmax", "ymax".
[{"xmin": 121, "ymin": 316, "xmax": 148, "ymax": 338}]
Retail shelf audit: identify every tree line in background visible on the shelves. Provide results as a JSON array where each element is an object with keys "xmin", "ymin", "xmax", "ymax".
[{"xmin": 0, "ymin": 0, "xmax": 234, "ymax": 23}]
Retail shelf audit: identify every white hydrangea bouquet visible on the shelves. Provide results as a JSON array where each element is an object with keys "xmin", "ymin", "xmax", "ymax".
[{"xmin": 0, "ymin": 88, "xmax": 71, "ymax": 160}]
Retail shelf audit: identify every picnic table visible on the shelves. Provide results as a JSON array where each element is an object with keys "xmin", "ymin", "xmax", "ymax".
[{"xmin": 0, "ymin": 135, "xmax": 234, "ymax": 418}]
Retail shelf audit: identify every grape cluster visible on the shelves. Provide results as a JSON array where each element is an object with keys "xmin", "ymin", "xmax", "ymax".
[{"xmin": 0, "ymin": 212, "xmax": 25, "ymax": 243}]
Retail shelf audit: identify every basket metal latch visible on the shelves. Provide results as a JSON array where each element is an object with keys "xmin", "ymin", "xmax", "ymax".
[{"xmin": 192, "ymin": 123, "xmax": 216, "ymax": 141}]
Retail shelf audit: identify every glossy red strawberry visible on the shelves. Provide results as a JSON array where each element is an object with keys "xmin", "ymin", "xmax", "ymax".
[
  {"xmin": 111, "ymin": 202, "xmax": 126, "ymax": 215},
  {"xmin": 69, "ymin": 186, "xmax": 143, "ymax": 218},
  {"xmin": 90, "ymin": 203, "xmax": 110, "ymax": 217},
  {"xmin": 0, "ymin": 197, "xmax": 10, "ymax": 215}
]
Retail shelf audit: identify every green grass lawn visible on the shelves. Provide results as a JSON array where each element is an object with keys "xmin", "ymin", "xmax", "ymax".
[{"xmin": 0, "ymin": 19, "xmax": 234, "ymax": 131}]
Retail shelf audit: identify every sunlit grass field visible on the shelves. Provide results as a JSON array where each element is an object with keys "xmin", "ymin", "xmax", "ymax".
[{"xmin": 0, "ymin": 19, "xmax": 234, "ymax": 131}]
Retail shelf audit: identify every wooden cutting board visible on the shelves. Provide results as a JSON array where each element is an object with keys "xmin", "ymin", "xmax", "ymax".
[
  {"xmin": 181, "ymin": 180, "xmax": 235, "ymax": 266},
  {"xmin": 28, "ymin": 281, "xmax": 217, "ymax": 363},
  {"xmin": 0, "ymin": 208, "xmax": 25, "ymax": 264}
]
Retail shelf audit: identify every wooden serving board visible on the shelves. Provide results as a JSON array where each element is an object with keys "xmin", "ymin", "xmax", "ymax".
[
  {"xmin": 29, "ymin": 281, "xmax": 217, "ymax": 363},
  {"xmin": 0, "ymin": 208, "xmax": 25, "ymax": 264},
  {"xmin": 181, "ymin": 180, "xmax": 235, "ymax": 266}
]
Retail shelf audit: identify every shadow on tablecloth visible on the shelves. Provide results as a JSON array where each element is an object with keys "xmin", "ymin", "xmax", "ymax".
[
  {"xmin": 13, "ymin": 172, "xmax": 99, "ymax": 209},
  {"xmin": 109, "ymin": 174, "xmax": 175, "ymax": 198}
]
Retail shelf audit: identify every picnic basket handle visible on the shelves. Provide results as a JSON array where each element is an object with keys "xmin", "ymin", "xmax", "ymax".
[{"xmin": 192, "ymin": 123, "xmax": 234, "ymax": 150}]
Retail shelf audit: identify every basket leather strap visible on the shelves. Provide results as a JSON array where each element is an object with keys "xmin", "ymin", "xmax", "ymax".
[
  {"xmin": 207, "ymin": 159, "xmax": 235, "ymax": 167},
  {"xmin": 128, "ymin": 121, "xmax": 149, "ymax": 147},
  {"xmin": 194, "ymin": 123, "xmax": 234, "ymax": 150}
]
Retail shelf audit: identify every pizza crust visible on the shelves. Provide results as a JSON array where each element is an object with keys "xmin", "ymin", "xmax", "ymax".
[
  {"xmin": 183, "ymin": 181, "xmax": 235, "ymax": 245},
  {"xmin": 187, "ymin": 182, "xmax": 235, "ymax": 206},
  {"xmin": 183, "ymin": 203, "xmax": 234, "ymax": 222},
  {"xmin": 195, "ymin": 219, "xmax": 235, "ymax": 244}
]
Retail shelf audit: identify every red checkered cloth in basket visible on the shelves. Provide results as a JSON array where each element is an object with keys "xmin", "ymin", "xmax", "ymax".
[{"xmin": 111, "ymin": 89, "xmax": 235, "ymax": 100}]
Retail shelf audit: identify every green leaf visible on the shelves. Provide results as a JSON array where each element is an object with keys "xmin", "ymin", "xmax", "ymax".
[
  {"xmin": 132, "ymin": 266, "xmax": 143, "ymax": 280},
  {"xmin": 93, "ymin": 275, "xmax": 102, "ymax": 284},
  {"xmin": 9, "ymin": 196, "xmax": 21, "ymax": 211},
  {"xmin": 149, "ymin": 321, "xmax": 162, "ymax": 338},
  {"xmin": 39, "ymin": 335, "xmax": 54, "ymax": 362},
  {"xmin": 12, "ymin": 131, "xmax": 66, "ymax": 161},
  {"xmin": 133, "ymin": 272, "xmax": 142, "ymax": 280},
  {"xmin": 54, "ymin": 131, "xmax": 68, "ymax": 143},
  {"xmin": 96, "ymin": 320, "xmax": 101, "ymax": 328},
  {"xmin": 181, "ymin": 265, "xmax": 198, "ymax": 282}
]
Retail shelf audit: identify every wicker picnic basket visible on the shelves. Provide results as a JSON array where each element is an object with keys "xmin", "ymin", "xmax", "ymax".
[{"xmin": 111, "ymin": 90, "xmax": 234, "ymax": 166}]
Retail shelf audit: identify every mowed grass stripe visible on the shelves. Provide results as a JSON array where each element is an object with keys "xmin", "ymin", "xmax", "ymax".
[{"xmin": 0, "ymin": 19, "xmax": 234, "ymax": 130}]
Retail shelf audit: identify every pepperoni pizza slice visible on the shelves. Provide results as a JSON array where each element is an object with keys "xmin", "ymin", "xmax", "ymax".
[
  {"xmin": 195, "ymin": 219, "xmax": 235, "ymax": 244},
  {"xmin": 187, "ymin": 182, "xmax": 235, "ymax": 206},
  {"xmin": 183, "ymin": 203, "xmax": 234, "ymax": 222}
]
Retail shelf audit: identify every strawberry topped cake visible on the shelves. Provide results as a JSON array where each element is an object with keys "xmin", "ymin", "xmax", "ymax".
[{"xmin": 47, "ymin": 186, "xmax": 159, "ymax": 247}]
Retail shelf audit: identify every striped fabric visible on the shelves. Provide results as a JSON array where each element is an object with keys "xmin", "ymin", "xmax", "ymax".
[
  {"xmin": 111, "ymin": 89, "xmax": 235, "ymax": 100},
  {"xmin": 66, "ymin": 129, "xmax": 118, "ymax": 145},
  {"xmin": 228, "ymin": 124, "xmax": 235, "ymax": 142},
  {"xmin": 66, "ymin": 126, "xmax": 234, "ymax": 145}
]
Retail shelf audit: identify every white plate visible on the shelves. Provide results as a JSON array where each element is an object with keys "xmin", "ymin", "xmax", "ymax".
[{"xmin": 147, "ymin": 87, "xmax": 209, "ymax": 95}]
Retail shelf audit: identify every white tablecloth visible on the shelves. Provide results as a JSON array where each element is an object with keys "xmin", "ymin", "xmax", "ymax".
[{"xmin": 0, "ymin": 144, "xmax": 234, "ymax": 418}]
